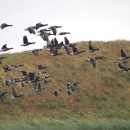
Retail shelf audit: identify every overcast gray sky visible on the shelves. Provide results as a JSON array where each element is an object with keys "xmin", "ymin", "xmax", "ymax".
[{"xmin": 0, "ymin": 0, "xmax": 130, "ymax": 53}]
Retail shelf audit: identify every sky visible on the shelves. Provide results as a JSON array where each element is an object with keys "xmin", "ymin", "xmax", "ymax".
[{"xmin": 0, "ymin": 0, "xmax": 130, "ymax": 53}]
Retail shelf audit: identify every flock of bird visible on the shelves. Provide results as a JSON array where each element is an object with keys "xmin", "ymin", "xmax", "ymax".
[{"xmin": 0, "ymin": 22, "xmax": 129, "ymax": 103}]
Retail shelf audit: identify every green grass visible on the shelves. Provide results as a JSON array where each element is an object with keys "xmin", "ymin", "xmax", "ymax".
[
  {"xmin": 1, "ymin": 40, "xmax": 130, "ymax": 123},
  {"xmin": 0, "ymin": 119, "xmax": 130, "ymax": 130}
]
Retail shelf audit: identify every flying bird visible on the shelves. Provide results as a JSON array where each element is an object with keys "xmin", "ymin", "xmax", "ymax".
[
  {"xmin": 13, "ymin": 64, "xmax": 24, "ymax": 68},
  {"xmin": 58, "ymin": 32, "xmax": 70, "ymax": 35},
  {"xmin": 116, "ymin": 61, "xmax": 130, "ymax": 71},
  {"xmin": 36, "ymin": 83, "xmax": 45, "ymax": 91},
  {"xmin": 21, "ymin": 36, "xmax": 36, "ymax": 46},
  {"xmin": 64, "ymin": 37, "xmax": 76, "ymax": 47},
  {"xmin": 50, "ymin": 46, "xmax": 62, "ymax": 56},
  {"xmin": 35, "ymin": 22, "xmax": 48, "ymax": 30},
  {"xmin": 2, "ymin": 65, "xmax": 15, "ymax": 72},
  {"xmin": 118, "ymin": 49, "xmax": 130, "ymax": 60},
  {"xmin": 65, "ymin": 89, "xmax": 73, "ymax": 95},
  {"xmin": 0, "ymin": 56, "xmax": 5, "ymax": 64},
  {"xmin": 86, "ymin": 41, "xmax": 100, "ymax": 52},
  {"xmin": 19, "ymin": 81, "xmax": 27, "ymax": 87},
  {"xmin": 36, "ymin": 65, "xmax": 47, "ymax": 70},
  {"xmin": 25, "ymin": 26, "xmax": 36, "ymax": 34},
  {"xmin": 52, "ymin": 90, "xmax": 62, "ymax": 96},
  {"xmin": 11, "ymin": 87, "xmax": 23, "ymax": 99},
  {"xmin": 87, "ymin": 56, "xmax": 103, "ymax": 68},
  {"xmin": 30, "ymin": 49, "xmax": 42, "ymax": 57},
  {"xmin": 63, "ymin": 44, "xmax": 85, "ymax": 56},
  {"xmin": 0, "ymin": 92, "xmax": 7, "ymax": 103},
  {"xmin": 48, "ymin": 25, "xmax": 62, "ymax": 35},
  {"xmin": 0, "ymin": 44, "xmax": 13, "ymax": 52},
  {"xmin": 0, "ymin": 23, "xmax": 12, "ymax": 29}
]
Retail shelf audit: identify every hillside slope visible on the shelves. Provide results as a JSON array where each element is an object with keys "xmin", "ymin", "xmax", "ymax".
[{"xmin": 0, "ymin": 40, "xmax": 130, "ymax": 122}]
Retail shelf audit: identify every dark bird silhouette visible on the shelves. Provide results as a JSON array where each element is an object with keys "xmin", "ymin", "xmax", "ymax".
[
  {"xmin": 71, "ymin": 45, "xmax": 85, "ymax": 55},
  {"xmin": 42, "ymin": 73, "xmax": 52, "ymax": 79},
  {"xmin": 64, "ymin": 44, "xmax": 85, "ymax": 56},
  {"xmin": 2, "ymin": 65, "xmax": 15, "ymax": 72},
  {"xmin": 36, "ymin": 65, "xmax": 47, "ymax": 70},
  {"xmin": 118, "ymin": 49, "xmax": 130, "ymax": 60},
  {"xmin": 63, "ymin": 44, "xmax": 73, "ymax": 55},
  {"xmin": 64, "ymin": 37, "xmax": 76, "ymax": 47},
  {"xmin": 35, "ymin": 22, "xmax": 48, "ymax": 30},
  {"xmin": 0, "ymin": 92, "xmax": 7, "ymax": 103},
  {"xmin": 19, "ymin": 81, "xmax": 27, "ymax": 87},
  {"xmin": 21, "ymin": 36, "xmax": 36, "ymax": 46},
  {"xmin": 30, "ymin": 49, "xmax": 42, "ymax": 57},
  {"xmin": 65, "ymin": 89, "xmax": 73, "ymax": 95},
  {"xmin": 4, "ymin": 78, "xmax": 19, "ymax": 86},
  {"xmin": 58, "ymin": 32, "xmax": 70, "ymax": 35},
  {"xmin": 11, "ymin": 87, "xmax": 23, "ymax": 99},
  {"xmin": 52, "ymin": 90, "xmax": 62, "ymax": 96},
  {"xmin": 37, "ymin": 28, "xmax": 51, "ymax": 35},
  {"xmin": 50, "ymin": 46, "xmax": 62, "ymax": 56},
  {"xmin": 14, "ymin": 64, "xmax": 24, "ymax": 68},
  {"xmin": 0, "ymin": 44, "xmax": 13, "ymax": 52},
  {"xmin": 28, "ymin": 75, "xmax": 40, "ymax": 83},
  {"xmin": 34, "ymin": 83, "xmax": 45, "ymax": 91},
  {"xmin": 116, "ymin": 61, "xmax": 130, "ymax": 71},
  {"xmin": 0, "ymin": 56, "xmax": 5, "ymax": 64},
  {"xmin": 3, "ymin": 80, "xmax": 11, "ymax": 87},
  {"xmin": 64, "ymin": 82, "xmax": 79, "ymax": 91},
  {"xmin": 48, "ymin": 25, "xmax": 62, "ymax": 35},
  {"xmin": 20, "ymin": 71, "xmax": 29, "ymax": 80},
  {"xmin": 42, "ymin": 79, "xmax": 51, "ymax": 83},
  {"xmin": 86, "ymin": 41, "xmax": 100, "ymax": 52},
  {"xmin": 87, "ymin": 56, "xmax": 103, "ymax": 68},
  {"xmin": 25, "ymin": 26, "xmax": 35, "ymax": 34},
  {"xmin": 51, "ymin": 38, "xmax": 64, "ymax": 48},
  {"xmin": 0, "ymin": 23, "xmax": 12, "ymax": 29}
]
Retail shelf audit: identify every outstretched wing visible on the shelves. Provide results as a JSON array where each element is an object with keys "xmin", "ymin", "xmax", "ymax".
[
  {"xmin": 32, "ymin": 50, "xmax": 38, "ymax": 57},
  {"xmin": 89, "ymin": 41, "xmax": 93, "ymax": 50},
  {"xmin": 121, "ymin": 49, "xmax": 126, "ymax": 57},
  {"xmin": 1, "ymin": 44, "xmax": 7, "ymax": 49},
  {"xmin": 64, "ymin": 37, "xmax": 70, "ymax": 45},
  {"xmin": 12, "ymin": 87, "xmax": 18, "ymax": 97},
  {"xmin": 72, "ymin": 45, "xmax": 78, "ymax": 53},
  {"xmin": 23, "ymin": 36, "xmax": 28, "ymax": 44}
]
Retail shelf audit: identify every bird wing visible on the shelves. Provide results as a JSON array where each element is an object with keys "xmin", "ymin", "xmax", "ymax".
[
  {"xmin": 91, "ymin": 58, "xmax": 96, "ymax": 68},
  {"xmin": 1, "ymin": 44, "xmax": 7, "ymax": 49},
  {"xmin": 121, "ymin": 49, "xmax": 126, "ymax": 57},
  {"xmin": 118, "ymin": 62, "xmax": 125, "ymax": 69},
  {"xmin": 23, "ymin": 36, "xmax": 28, "ymax": 44},
  {"xmin": 64, "ymin": 37, "xmax": 70, "ymax": 45},
  {"xmin": 89, "ymin": 41, "xmax": 93, "ymax": 50},
  {"xmin": 32, "ymin": 50, "xmax": 38, "ymax": 57},
  {"xmin": 54, "ymin": 38, "xmax": 59, "ymax": 46},
  {"xmin": 72, "ymin": 46, "xmax": 78, "ymax": 53},
  {"xmin": 21, "ymin": 71, "xmax": 27, "ymax": 76},
  {"xmin": 38, "ymin": 83, "xmax": 41, "ymax": 89},
  {"xmin": 54, "ymin": 91, "xmax": 58, "ymax": 96},
  {"xmin": 64, "ymin": 45, "xmax": 71, "ymax": 55},
  {"xmin": 12, "ymin": 87, "xmax": 18, "ymax": 97},
  {"xmin": 29, "ymin": 27, "xmax": 35, "ymax": 34},
  {"xmin": 50, "ymin": 26, "xmax": 57, "ymax": 35},
  {"xmin": 0, "ymin": 96, "xmax": 3, "ymax": 103}
]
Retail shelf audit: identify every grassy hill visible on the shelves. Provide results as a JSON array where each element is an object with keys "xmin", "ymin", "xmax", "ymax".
[{"xmin": 0, "ymin": 40, "xmax": 130, "ymax": 123}]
